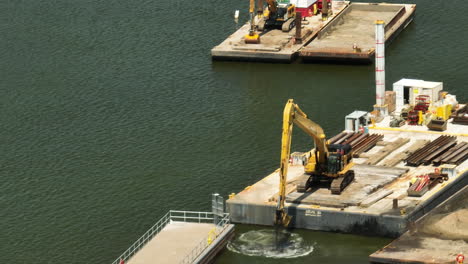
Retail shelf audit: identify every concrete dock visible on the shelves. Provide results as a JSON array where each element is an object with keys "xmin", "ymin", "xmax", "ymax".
[
  {"xmin": 111, "ymin": 202, "xmax": 234, "ymax": 264},
  {"xmin": 227, "ymin": 120, "xmax": 468, "ymax": 237},
  {"xmin": 211, "ymin": 2, "xmax": 415, "ymax": 63},
  {"xmin": 369, "ymin": 185, "xmax": 468, "ymax": 264},
  {"xmin": 300, "ymin": 3, "xmax": 416, "ymax": 62},
  {"xmin": 127, "ymin": 222, "xmax": 218, "ymax": 264}
]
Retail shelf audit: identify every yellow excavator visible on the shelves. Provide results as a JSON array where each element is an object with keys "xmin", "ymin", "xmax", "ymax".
[
  {"xmin": 245, "ymin": 0, "xmax": 261, "ymax": 44},
  {"xmin": 258, "ymin": 0, "xmax": 297, "ymax": 32},
  {"xmin": 275, "ymin": 99, "xmax": 355, "ymax": 227}
]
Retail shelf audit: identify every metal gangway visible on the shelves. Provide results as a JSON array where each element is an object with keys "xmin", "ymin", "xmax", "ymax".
[{"xmin": 111, "ymin": 194, "xmax": 232, "ymax": 264}]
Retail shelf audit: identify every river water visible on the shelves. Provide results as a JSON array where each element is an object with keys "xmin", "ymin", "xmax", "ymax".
[{"xmin": 1, "ymin": 0, "xmax": 467, "ymax": 263}]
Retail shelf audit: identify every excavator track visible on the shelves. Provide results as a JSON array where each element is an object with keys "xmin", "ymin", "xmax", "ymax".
[
  {"xmin": 296, "ymin": 174, "xmax": 311, "ymax": 193},
  {"xmin": 330, "ymin": 170, "xmax": 355, "ymax": 195},
  {"xmin": 281, "ymin": 18, "xmax": 295, "ymax": 32}
]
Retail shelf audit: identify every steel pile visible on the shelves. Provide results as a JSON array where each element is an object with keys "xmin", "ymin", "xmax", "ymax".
[
  {"xmin": 433, "ymin": 142, "xmax": 468, "ymax": 165},
  {"xmin": 405, "ymin": 136, "xmax": 457, "ymax": 166},
  {"xmin": 328, "ymin": 132, "xmax": 384, "ymax": 157}
]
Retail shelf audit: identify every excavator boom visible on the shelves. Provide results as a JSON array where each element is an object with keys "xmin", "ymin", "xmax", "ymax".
[
  {"xmin": 265, "ymin": 0, "xmax": 278, "ymax": 13},
  {"xmin": 275, "ymin": 99, "xmax": 328, "ymax": 227},
  {"xmin": 275, "ymin": 99, "xmax": 355, "ymax": 227}
]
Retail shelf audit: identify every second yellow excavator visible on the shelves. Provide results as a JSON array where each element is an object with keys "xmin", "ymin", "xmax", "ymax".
[
  {"xmin": 245, "ymin": 0, "xmax": 261, "ymax": 44},
  {"xmin": 258, "ymin": 0, "xmax": 297, "ymax": 32},
  {"xmin": 275, "ymin": 99, "xmax": 355, "ymax": 227}
]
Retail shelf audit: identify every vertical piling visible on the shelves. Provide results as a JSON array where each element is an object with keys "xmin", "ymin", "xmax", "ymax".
[
  {"xmin": 212, "ymin": 193, "xmax": 224, "ymax": 225},
  {"xmin": 295, "ymin": 12, "xmax": 302, "ymax": 44},
  {"xmin": 322, "ymin": 0, "xmax": 328, "ymax": 20},
  {"xmin": 374, "ymin": 20, "xmax": 388, "ymax": 116}
]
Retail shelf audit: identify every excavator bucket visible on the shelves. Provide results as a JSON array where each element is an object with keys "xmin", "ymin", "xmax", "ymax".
[
  {"xmin": 274, "ymin": 209, "xmax": 292, "ymax": 227},
  {"xmin": 244, "ymin": 33, "xmax": 261, "ymax": 44}
]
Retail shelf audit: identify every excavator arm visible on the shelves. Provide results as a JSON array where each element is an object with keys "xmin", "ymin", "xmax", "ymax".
[
  {"xmin": 265, "ymin": 0, "xmax": 278, "ymax": 13},
  {"xmin": 275, "ymin": 99, "xmax": 328, "ymax": 227},
  {"xmin": 245, "ymin": 0, "xmax": 261, "ymax": 44}
]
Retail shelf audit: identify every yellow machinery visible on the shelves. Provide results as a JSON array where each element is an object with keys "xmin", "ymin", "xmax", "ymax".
[
  {"xmin": 275, "ymin": 99, "xmax": 355, "ymax": 227},
  {"xmin": 258, "ymin": 0, "xmax": 296, "ymax": 32},
  {"xmin": 245, "ymin": 0, "xmax": 261, "ymax": 44}
]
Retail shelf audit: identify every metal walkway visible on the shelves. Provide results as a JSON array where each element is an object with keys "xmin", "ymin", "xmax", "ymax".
[{"xmin": 111, "ymin": 194, "xmax": 233, "ymax": 264}]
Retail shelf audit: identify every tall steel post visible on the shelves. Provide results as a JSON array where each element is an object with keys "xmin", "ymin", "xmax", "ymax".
[
  {"xmin": 295, "ymin": 12, "xmax": 302, "ymax": 44},
  {"xmin": 212, "ymin": 193, "xmax": 219, "ymax": 224},
  {"xmin": 212, "ymin": 193, "xmax": 224, "ymax": 225},
  {"xmin": 374, "ymin": 20, "xmax": 388, "ymax": 116},
  {"xmin": 322, "ymin": 0, "xmax": 329, "ymax": 20}
]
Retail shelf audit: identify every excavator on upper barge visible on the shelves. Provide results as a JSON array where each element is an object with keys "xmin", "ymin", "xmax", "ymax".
[
  {"xmin": 258, "ymin": 0, "xmax": 297, "ymax": 32},
  {"xmin": 245, "ymin": 0, "xmax": 297, "ymax": 44},
  {"xmin": 275, "ymin": 99, "xmax": 355, "ymax": 227}
]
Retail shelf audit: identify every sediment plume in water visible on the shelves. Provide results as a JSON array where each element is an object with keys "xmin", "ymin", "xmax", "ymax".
[{"xmin": 227, "ymin": 229, "xmax": 314, "ymax": 258}]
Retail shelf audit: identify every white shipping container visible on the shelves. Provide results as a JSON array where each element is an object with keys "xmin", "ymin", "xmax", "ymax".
[{"xmin": 392, "ymin": 78, "xmax": 443, "ymax": 113}]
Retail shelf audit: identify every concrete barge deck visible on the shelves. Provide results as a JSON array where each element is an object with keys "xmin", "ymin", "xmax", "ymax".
[
  {"xmin": 300, "ymin": 3, "xmax": 416, "ymax": 62},
  {"xmin": 226, "ymin": 121, "xmax": 468, "ymax": 237},
  {"xmin": 369, "ymin": 185, "xmax": 468, "ymax": 264},
  {"xmin": 211, "ymin": 2, "xmax": 415, "ymax": 63}
]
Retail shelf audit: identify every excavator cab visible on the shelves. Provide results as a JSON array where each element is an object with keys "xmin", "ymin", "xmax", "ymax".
[
  {"xmin": 327, "ymin": 144, "xmax": 351, "ymax": 175},
  {"xmin": 258, "ymin": 1, "xmax": 296, "ymax": 32}
]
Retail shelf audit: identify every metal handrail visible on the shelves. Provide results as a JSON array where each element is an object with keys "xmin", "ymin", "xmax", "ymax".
[
  {"xmin": 111, "ymin": 211, "xmax": 171, "ymax": 264},
  {"xmin": 179, "ymin": 213, "xmax": 230, "ymax": 264},
  {"xmin": 111, "ymin": 210, "xmax": 229, "ymax": 264}
]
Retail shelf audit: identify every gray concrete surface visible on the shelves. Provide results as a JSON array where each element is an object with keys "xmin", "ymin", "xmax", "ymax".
[
  {"xmin": 286, "ymin": 165, "xmax": 408, "ymax": 207},
  {"xmin": 126, "ymin": 222, "xmax": 233, "ymax": 264},
  {"xmin": 300, "ymin": 3, "xmax": 416, "ymax": 62}
]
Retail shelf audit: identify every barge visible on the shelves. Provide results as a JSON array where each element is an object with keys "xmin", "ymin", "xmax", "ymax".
[
  {"xmin": 226, "ymin": 78, "xmax": 468, "ymax": 237},
  {"xmin": 211, "ymin": 1, "xmax": 416, "ymax": 63},
  {"xmin": 300, "ymin": 2, "xmax": 415, "ymax": 62}
]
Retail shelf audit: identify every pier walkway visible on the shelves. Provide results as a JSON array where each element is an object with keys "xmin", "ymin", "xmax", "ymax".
[{"xmin": 112, "ymin": 195, "xmax": 234, "ymax": 264}]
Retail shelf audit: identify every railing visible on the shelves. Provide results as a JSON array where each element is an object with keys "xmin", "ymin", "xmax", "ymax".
[
  {"xmin": 179, "ymin": 212, "xmax": 230, "ymax": 264},
  {"xmin": 111, "ymin": 210, "xmax": 230, "ymax": 264}
]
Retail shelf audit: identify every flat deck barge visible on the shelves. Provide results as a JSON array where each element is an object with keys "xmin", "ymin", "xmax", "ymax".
[
  {"xmin": 212, "ymin": 1, "xmax": 350, "ymax": 62},
  {"xmin": 300, "ymin": 3, "xmax": 416, "ymax": 62},
  {"xmin": 369, "ymin": 185, "xmax": 468, "ymax": 264},
  {"xmin": 227, "ymin": 111, "xmax": 468, "ymax": 237},
  {"xmin": 211, "ymin": 2, "xmax": 415, "ymax": 63}
]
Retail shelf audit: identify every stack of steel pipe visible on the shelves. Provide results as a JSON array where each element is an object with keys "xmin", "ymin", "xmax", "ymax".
[
  {"xmin": 405, "ymin": 136, "xmax": 457, "ymax": 166},
  {"xmin": 351, "ymin": 134, "xmax": 384, "ymax": 157},
  {"xmin": 432, "ymin": 142, "xmax": 468, "ymax": 165},
  {"xmin": 328, "ymin": 132, "xmax": 384, "ymax": 157},
  {"xmin": 328, "ymin": 132, "xmax": 352, "ymax": 144}
]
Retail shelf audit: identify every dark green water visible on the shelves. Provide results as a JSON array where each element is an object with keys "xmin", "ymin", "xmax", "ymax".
[{"xmin": 1, "ymin": 0, "xmax": 467, "ymax": 263}]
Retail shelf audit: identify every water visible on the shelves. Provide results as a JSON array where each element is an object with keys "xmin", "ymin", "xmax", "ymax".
[
  {"xmin": 227, "ymin": 229, "xmax": 315, "ymax": 259},
  {"xmin": 1, "ymin": 0, "xmax": 467, "ymax": 263}
]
